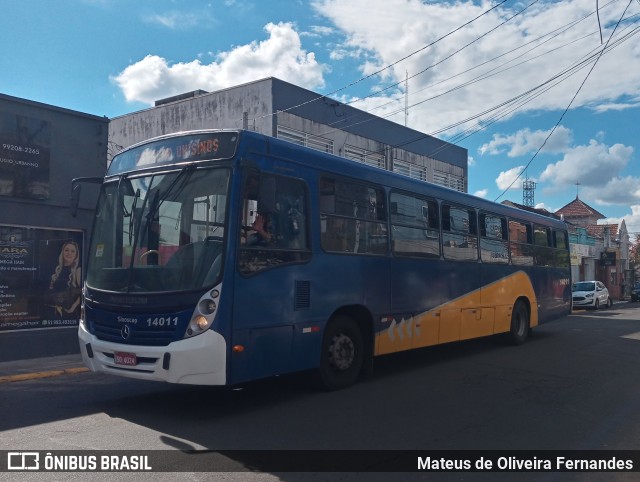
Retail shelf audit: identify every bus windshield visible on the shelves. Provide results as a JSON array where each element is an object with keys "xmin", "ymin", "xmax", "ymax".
[{"xmin": 86, "ymin": 167, "xmax": 230, "ymax": 293}]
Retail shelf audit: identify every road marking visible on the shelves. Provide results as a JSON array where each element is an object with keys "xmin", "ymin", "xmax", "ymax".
[
  {"xmin": 622, "ymin": 332, "xmax": 640, "ymax": 341},
  {"xmin": 0, "ymin": 367, "xmax": 89, "ymax": 384}
]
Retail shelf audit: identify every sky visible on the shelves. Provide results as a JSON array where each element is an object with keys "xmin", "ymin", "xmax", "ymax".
[{"xmin": 2, "ymin": 0, "xmax": 639, "ymax": 235}]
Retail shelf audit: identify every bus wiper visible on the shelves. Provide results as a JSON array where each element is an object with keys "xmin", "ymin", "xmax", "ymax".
[
  {"xmin": 146, "ymin": 166, "xmax": 195, "ymax": 222},
  {"xmin": 128, "ymin": 188, "xmax": 141, "ymax": 245}
]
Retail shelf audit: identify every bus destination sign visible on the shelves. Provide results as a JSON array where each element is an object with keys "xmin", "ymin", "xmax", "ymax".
[{"xmin": 108, "ymin": 131, "xmax": 239, "ymax": 175}]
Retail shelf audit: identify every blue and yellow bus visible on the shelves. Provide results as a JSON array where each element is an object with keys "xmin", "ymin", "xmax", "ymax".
[{"xmin": 77, "ymin": 129, "xmax": 571, "ymax": 389}]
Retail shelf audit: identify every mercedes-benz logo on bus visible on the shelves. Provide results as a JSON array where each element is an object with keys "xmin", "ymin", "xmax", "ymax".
[{"xmin": 121, "ymin": 325, "xmax": 131, "ymax": 340}]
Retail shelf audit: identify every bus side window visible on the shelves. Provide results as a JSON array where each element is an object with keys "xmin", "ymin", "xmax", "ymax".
[
  {"xmin": 441, "ymin": 204, "xmax": 477, "ymax": 261},
  {"xmin": 534, "ymin": 225, "xmax": 554, "ymax": 267},
  {"xmin": 479, "ymin": 212, "xmax": 508, "ymax": 264},
  {"xmin": 554, "ymin": 229, "xmax": 570, "ymax": 267},
  {"xmin": 320, "ymin": 176, "xmax": 387, "ymax": 255},
  {"xmin": 509, "ymin": 219, "xmax": 534, "ymax": 266},
  {"xmin": 390, "ymin": 192, "xmax": 440, "ymax": 258},
  {"xmin": 238, "ymin": 171, "xmax": 310, "ymax": 275}
]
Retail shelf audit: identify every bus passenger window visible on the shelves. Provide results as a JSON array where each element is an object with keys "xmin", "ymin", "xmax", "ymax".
[
  {"xmin": 509, "ymin": 220, "xmax": 534, "ymax": 266},
  {"xmin": 554, "ymin": 229, "xmax": 570, "ymax": 267},
  {"xmin": 479, "ymin": 213, "xmax": 508, "ymax": 264},
  {"xmin": 319, "ymin": 176, "xmax": 387, "ymax": 255},
  {"xmin": 238, "ymin": 171, "xmax": 311, "ymax": 275},
  {"xmin": 534, "ymin": 225, "xmax": 554, "ymax": 267},
  {"xmin": 441, "ymin": 204, "xmax": 477, "ymax": 261},
  {"xmin": 390, "ymin": 192, "xmax": 439, "ymax": 258}
]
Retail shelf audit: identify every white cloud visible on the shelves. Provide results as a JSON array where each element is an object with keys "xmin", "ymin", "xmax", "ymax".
[
  {"xmin": 302, "ymin": 25, "xmax": 336, "ymax": 38},
  {"xmin": 113, "ymin": 22, "xmax": 326, "ymax": 105},
  {"xmin": 496, "ymin": 166, "xmax": 526, "ymax": 191},
  {"xmin": 311, "ymin": 0, "xmax": 640, "ymax": 135},
  {"xmin": 603, "ymin": 205, "xmax": 640, "ymax": 237},
  {"xmin": 628, "ymin": 206, "xmax": 640, "ymax": 236},
  {"xmin": 479, "ymin": 126, "xmax": 573, "ymax": 157},
  {"xmin": 143, "ymin": 11, "xmax": 202, "ymax": 29},
  {"xmin": 474, "ymin": 189, "xmax": 488, "ymax": 198},
  {"xmin": 539, "ymin": 140, "xmax": 633, "ymax": 187},
  {"xmin": 591, "ymin": 102, "xmax": 640, "ymax": 114},
  {"xmin": 114, "ymin": 0, "xmax": 640, "ymax": 130},
  {"xmin": 535, "ymin": 202, "xmax": 555, "ymax": 212},
  {"xmin": 583, "ymin": 176, "xmax": 640, "ymax": 205}
]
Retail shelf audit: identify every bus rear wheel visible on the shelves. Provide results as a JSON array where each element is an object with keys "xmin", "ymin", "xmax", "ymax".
[
  {"xmin": 317, "ymin": 315, "xmax": 364, "ymax": 390},
  {"xmin": 508, "ymin": 300, "xmax": 529, "ymax": 345}
]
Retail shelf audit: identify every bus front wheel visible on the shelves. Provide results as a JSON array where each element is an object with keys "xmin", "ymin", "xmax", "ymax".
[
  {"xmin": 317, "ymin": 315, "xmax": 364, "ymax": 390},
  {"xmin": 508, "ymin": 300, "xmax": 529, "ymax": 345}
]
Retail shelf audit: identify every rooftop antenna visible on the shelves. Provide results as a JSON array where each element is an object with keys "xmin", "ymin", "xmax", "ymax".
[
  {"xmin": 575, "ymin": 182, "xmax": 581, "ymax": 199},
  {"xmin": 522, "ymin": 172, "xmax": 536, "ymax": 207}
]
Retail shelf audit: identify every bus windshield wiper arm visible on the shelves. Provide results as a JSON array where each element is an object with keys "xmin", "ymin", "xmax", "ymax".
[
  {"xmin": 128, "ymin": 188, "xmax": 141, "ymax": 245},
  {"xmin": 146, "ymin": 166, "xmax": 195, "ymax": 222}
]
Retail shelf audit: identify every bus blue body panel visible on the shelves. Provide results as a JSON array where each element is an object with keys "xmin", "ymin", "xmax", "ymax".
[{"xmin": 229, "ymin": 252, "xmax": 390, "ymax": 384}]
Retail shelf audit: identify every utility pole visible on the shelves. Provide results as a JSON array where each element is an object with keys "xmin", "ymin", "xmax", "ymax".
[{"xmin": 405, "ymin": 71, "xmax": 409, "ymax": 127}]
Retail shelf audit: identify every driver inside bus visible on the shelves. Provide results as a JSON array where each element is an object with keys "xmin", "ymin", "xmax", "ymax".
[{"xmin": 244, "ymin": 212, "xmax": 273, "ymax": 246}]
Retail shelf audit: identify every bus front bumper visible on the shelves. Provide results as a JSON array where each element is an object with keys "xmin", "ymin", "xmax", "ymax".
[{"xmin": 78, "ymin": 323, "xmax": 227, "ymax": 385}]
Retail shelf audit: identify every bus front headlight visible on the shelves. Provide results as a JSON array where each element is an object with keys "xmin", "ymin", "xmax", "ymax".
[
  {"xmin": 185, "ymin": 314, "xmax": 213, "ymax": 337},
  {"xmin": 195, "ymin": 315, "xmax": 211, "ymax": 330},
  {"xmin": 184, "ymin": 283, "xmax": 221, "ymax": 338}
]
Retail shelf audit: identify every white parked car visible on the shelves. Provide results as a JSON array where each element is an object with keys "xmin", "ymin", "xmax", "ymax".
[{"xmin": 572, "ymin": 281, "xmax": 612, "ymax": 310}]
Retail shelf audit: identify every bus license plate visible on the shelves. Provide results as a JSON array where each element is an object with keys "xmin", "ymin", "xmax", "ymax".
[{"xmin": 114, "ymin": 352, "xmax": 137, "ymax": 366}]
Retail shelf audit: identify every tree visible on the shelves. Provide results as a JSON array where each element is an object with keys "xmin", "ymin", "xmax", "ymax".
[{"xmin": 631, "ymin": 233, "xmax": 640, "ymax": 277}]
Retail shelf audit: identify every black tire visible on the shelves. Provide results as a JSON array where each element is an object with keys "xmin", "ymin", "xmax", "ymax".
[
  {"xmin": 317, "ymin": 316, "xmax": 364, "ymax": 390},
  {"xmin": 607, "ymin": 297, "xmax": 612, "ymax": 309},
  {"xmin": 508, "ymin": 300, "xmax": 529, "ymax": 346},
  {"xmin": 594, "ymin": 299, "xmax": 600, "ymax": 310}
]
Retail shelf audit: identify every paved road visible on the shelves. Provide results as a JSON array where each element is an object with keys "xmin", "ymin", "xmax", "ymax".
[{"xmin": 1, "ymin": 302, "xmax": 640, "ymax": 481}]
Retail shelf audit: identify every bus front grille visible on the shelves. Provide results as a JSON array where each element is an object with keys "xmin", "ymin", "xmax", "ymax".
[{"xmin": 92, "ymin": 321, "xmax": 175, "ymax": 346}]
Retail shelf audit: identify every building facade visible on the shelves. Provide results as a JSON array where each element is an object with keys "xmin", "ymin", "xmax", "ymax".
[
  {"xmin": 109, "ymin": 77, "xmax": 468, "ymax": 192},
  {"xmin": 556, "ymin": 196, "xmax": 630, "ymax": 299},
  {"xmin": 0, "ymin": 93, "xmax": 108, "ymax": 358}
]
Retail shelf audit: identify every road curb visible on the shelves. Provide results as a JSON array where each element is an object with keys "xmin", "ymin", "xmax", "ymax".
[{"xmin": 0, "ymin": 367, "xmax": 89, "ymax": 384}]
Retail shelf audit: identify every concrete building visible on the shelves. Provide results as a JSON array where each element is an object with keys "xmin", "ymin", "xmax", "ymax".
[
  {"xmin": 0, "ymin": 93, "xmax": 108, "ymax": 360},
  {"xmin": 109, "ymin": 77, "xmax": 468, "ymax": 192}
]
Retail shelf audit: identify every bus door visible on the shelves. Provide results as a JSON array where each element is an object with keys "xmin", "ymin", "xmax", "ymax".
[{"xmin": 230, "ymin": 169, "xmax": 313, "ymax": 383}]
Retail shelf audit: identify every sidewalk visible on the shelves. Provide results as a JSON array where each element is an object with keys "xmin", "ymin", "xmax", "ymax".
[{"xmin": 0, "ymin": 353, "xmax": 87, "ymax": 383}]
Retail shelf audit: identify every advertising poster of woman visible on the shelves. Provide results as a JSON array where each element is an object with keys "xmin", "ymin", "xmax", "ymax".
[
  {"xmin": 0, "ymin": 227, "xmax": 83, "ymax": 331},
  {"xmin": 44, "ymin": 240, "xmax": 82, "ymax": 319}
]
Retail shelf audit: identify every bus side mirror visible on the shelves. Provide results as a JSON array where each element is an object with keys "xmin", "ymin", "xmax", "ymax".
[{"xmin": 70, "ymin": 177, "xmax": 103, "ymax": 217}]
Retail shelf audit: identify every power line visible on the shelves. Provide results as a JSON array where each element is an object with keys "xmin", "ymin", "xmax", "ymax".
[
  {"xmin": 494, "ymin": 0, "xmax": 636, "ymax": 201},
  {"xmin": 320, "ymin": 17, "xmax": 639, "ymax": 164},
  {"xmin": 336, "ymin": 0, "xmax": 542, "ymax": 112},
  {"xmin": 370, "ymin": 13, "xmax": 639, "ymax": 167},
  {"xmin": 247, "ymin": 0, "xmax": 511, "ymax": 124},
  {"xmin": 313, "ymin": 0, "xmax": 633, "ymax": 151}
]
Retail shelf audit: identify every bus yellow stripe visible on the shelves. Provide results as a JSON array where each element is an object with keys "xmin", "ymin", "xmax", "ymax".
[{"xmin": 375, "ymin": 271, "xmax": 538, "ymax": 356}]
